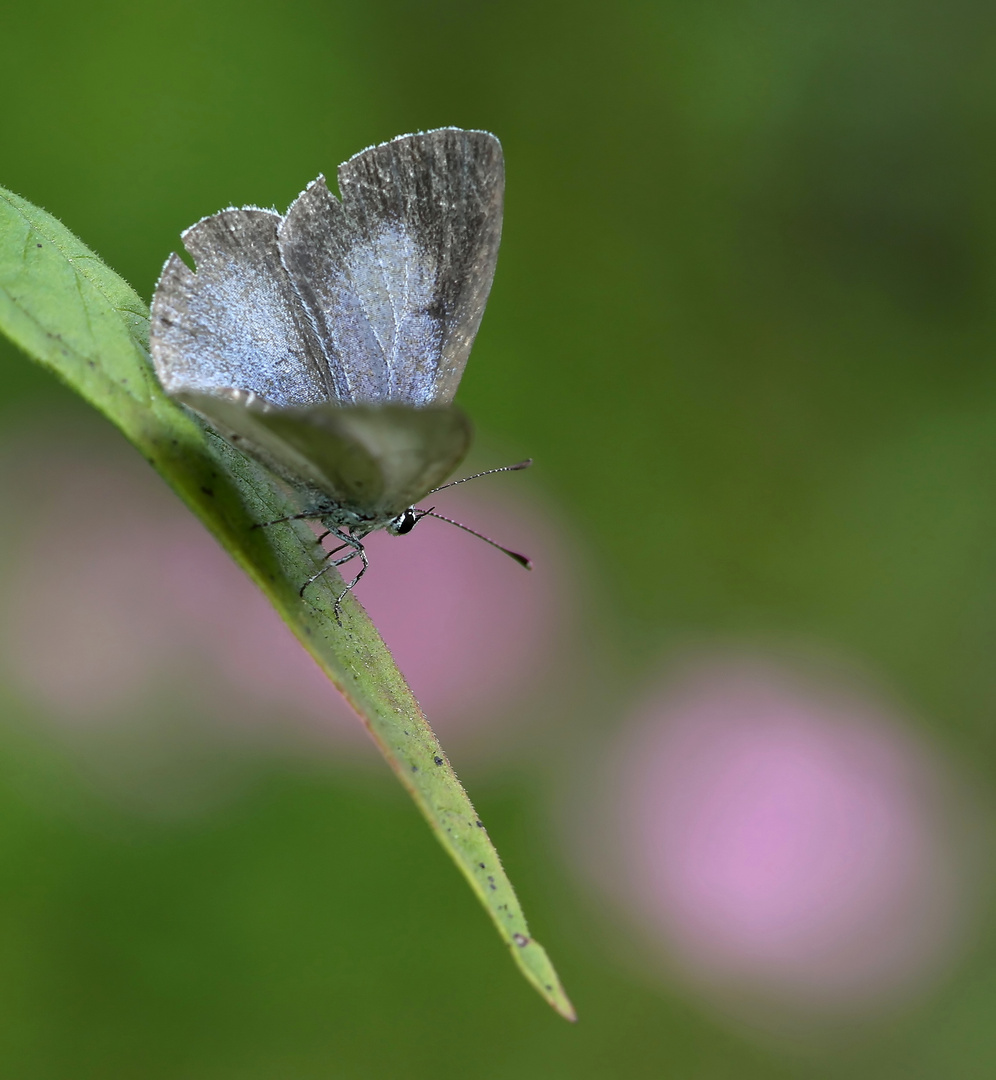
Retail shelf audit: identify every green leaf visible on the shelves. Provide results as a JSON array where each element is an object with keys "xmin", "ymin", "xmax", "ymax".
[{"xmin": 0, "ymin": 185, "xmax": 575, "ymax": 1022}]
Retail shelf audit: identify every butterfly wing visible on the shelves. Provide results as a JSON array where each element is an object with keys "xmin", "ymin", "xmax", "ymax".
[
  {"xmin": 277, "ymin": 128, "xmax": 504, "ymax": 406},
  {"xmin": 255, "ymin": 403, "xmax": 472, "ymax": 518},
  {"xmin": 152, "ymin": 129, "xmax": 495, "ymax": 517},
  {"xmin": 151, "ymin": 209, "xmax": 332, "ymax": 406},
  {"xmin": 180, "ymin": 391, "xmax": 471, "ymax": 519}
]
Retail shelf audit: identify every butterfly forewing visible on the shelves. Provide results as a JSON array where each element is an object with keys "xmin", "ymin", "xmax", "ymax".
[
  {"xmin": 278, "ymin": 129, "xmax": 504, "ymax": 407},
  {"xmin": 151, "ymin": 210, "xmax": 331, "ymax": 406}
]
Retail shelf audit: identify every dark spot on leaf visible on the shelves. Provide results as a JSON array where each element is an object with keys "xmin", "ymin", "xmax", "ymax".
[
  {"xmin": 479, "ymin": 862, "xmax": 486, "ymax": 869},
  {"xmin": 411, "ymin": 765, "xmax": 419, "ymax": 772},
  {"xmin": 433, "ymin": 756, "xmax": 443, "ymax": 766},
  {"xmin": 487, "ymin": 876, "xmax": 496, "ymax": 891},
  {"xmin": 200, "ymin": 486, "xmax": 214, "ymax": 497},
  {"xmin": 475, "ymin": 820, "xmax": 484, "ymax": 828},
  {"xmin": 513, "ymin": 934, "xmax": 530, "ymax": 948},
  {"xmin": 36, "ymin": 243, "xmax": 42, "ymax": 248}
]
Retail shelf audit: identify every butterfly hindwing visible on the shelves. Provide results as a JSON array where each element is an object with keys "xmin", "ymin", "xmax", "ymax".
[
  {"xmin": 255, "ymin": 403, "xmax": 472, "ymax": 517},
  {"xmin": 179, "ymin": 391, "xmax": 470, "ymax": 518}
]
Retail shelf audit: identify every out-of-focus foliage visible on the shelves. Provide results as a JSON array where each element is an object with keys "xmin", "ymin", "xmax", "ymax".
[{"xmin": 2, "ymin": 0, "xmax": 996, "ymax": 1076}]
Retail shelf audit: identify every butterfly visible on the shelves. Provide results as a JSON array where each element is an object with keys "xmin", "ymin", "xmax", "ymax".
[{"xmin": 149, "ymin": 128, "xmax": 530, "ymax": 619}]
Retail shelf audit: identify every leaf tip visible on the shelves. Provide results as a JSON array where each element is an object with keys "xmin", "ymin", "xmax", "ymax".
[{"xmin": 509, "ymin": 935, "xmax": 576, "ymax": 1022}]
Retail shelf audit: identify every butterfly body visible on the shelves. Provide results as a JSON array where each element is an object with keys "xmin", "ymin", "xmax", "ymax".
[{"xmin": 149, "ymin": 129, "xmax": 507, "ymax": 611}]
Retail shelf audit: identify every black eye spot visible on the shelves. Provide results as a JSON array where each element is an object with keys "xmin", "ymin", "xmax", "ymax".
[{"xmin": 394, "ymin": 508, "xmax": 419, "ymax": 535}]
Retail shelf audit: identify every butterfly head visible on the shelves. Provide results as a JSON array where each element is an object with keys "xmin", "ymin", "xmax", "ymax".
[{"xmin": 387, "ymin": 506, "xmax": 433, "ymax": 537}]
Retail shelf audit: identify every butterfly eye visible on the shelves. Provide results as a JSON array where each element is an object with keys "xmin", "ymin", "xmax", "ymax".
[{"xmin": 391, "ymin": 508, "xmax": 421, "ymax": 535}]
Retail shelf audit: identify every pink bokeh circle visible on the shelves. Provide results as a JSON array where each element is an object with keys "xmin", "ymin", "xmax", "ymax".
[{"xmin": 589, "ymin": 657, "xmax": 972, "ymax": 1019}]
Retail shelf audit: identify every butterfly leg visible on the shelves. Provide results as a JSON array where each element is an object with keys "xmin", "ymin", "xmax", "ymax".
[
  {"xmin": 332, "ymin": 546, "xmax": 370, "ymax": 622},
  {"xmin": 321, "ymin": 538, "xmax": 351, "ymax": 558},
  {"xmin": 298, "ymin": 528, "xmax": 369, "ymax": 623},
  {"xmin": 254, "ymin": 518, "xmax": 339, "ymax": 561},
  {"xmin": 314, "ymin": 531, "xmax": 359, "ymax": 564},
  {"xmin": 251, "ymin": 509, "xmax": 324, "ymax": 530},
  {"xmin": 298, "ymin": 531, "xmax": 361, "ymax": 595}
]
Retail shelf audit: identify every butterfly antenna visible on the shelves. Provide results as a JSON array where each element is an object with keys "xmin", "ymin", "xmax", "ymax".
[
  {"xmin": 422, "ymin": 511, "xmax": 532, "ymax": 569},
  {"xmin": 428, "ymin": 459, "xmax": 532, "ymax": 495}
]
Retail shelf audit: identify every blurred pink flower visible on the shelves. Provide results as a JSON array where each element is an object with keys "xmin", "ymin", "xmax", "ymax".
[{"xmin": 589, "ymin": 657, "xmax": 973, "ymax": 1021}]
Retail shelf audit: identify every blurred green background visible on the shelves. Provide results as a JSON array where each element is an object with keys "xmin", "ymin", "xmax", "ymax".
[{"xmin": 4, "ymin": 0, "xmax": 996, "ymax": 1076}]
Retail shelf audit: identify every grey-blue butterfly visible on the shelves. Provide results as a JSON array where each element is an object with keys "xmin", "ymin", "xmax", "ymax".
[{"xmin": 150, "ymin": 128, "xmax": 530, "ymax": 618}]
